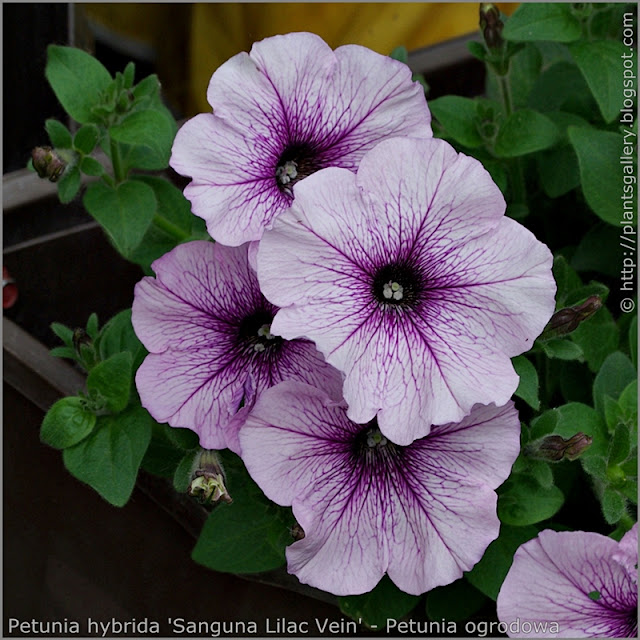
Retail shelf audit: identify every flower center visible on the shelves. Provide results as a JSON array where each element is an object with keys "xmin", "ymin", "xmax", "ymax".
[
  {"xmin": 275, "ymin": 142, "xmax": 322, "ymax": 195},
  {"xmin": 238, "ymin": 310, "xmax": 283, "ymax": 354},
  {"xmin": 372, "ymin": 263, "xmax": 422, "ymax": 308},
  {"xmin": 351, "ymin": 420, "xmax": 401, "ymax": 465}
]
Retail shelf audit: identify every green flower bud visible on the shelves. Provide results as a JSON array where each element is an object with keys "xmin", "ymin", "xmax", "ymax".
[{"xmin": 31, "ymin": 146, "xmax": 68, "ymax": 182}]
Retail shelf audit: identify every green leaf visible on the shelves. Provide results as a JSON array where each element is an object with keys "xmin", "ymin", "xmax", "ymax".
[
  {"xmin": 110, "ymin": 109, "xmax": 176, "ymax": 171},
  {"xmin": 86, "ymin": 312, "xmax": 99, "ymax": 339},
  {"xmin": 465, "ymin": 524, "xmax": 538, "ymax": 600},
  {"xmin": 389, "ymin": 45, "xmax": 409, "ymax": 64},
  {"xmin": 582, "ymin": 455, "xmax": 608, "ymax": 481},
  {"xmin": 529, "ymin": 62, "xmax": 599, "ymax": 120},
  {"xmin": 174, "ymin": 450, "xmax": 199, "ymax": 493},
  {"xmin": 542, "ymin": 338, "xmax": 584, "ymax": 361},
  {"xmin": 569, "ymin": 40, "xmax": 629, "ymax": 123},
  {"xmin": 73, "ymin": 124, "xmax": 100, "ymax": 154},
  {"xmin": 41, "ymin": 396, "xmax": 97, "ymax": 449},
  {"xmin": 530, "ymin": 409, "xmax": 558, "ymax": 441},
  {"xmin": 83, "ymin": 179, "xmax": 156, "ymax": 258},
  {"xmin": 192, "ymin": 489, "xmax": 293, "ymax": 574},
  {"xmin": 502, "ymin": 3, "xmax": 582, "ymax": 42},
  {"xmin": 601, "ymin": 487, "xmax": 627, "ymax": 525},
  {"xmin": 45, "ymin": 45, "xmax": 112, "ymax": 124},
  {"xmin": 536, "ymin": 144, "xmax": 580, "ymax": 198},
  {"xmin": 339, "ymin": 576, "xmax": 419, "ymax": 629},
  {"xmin": 140, "ymin": 421, "xmax": 191, "ymax": 479},
  {"xmin": 57, "ymin": 166, "xmax": 81, "ymax": 203},
  {"xmin": 429, "ymin": 96, "xmax": 483, "ymax": 148},
  {"xmin": 425, "ymin": 578, "xmax": 487, "ymax": 623},
  {"xmin": 45, "ymin": 118, "xmax": 73, "ymax": 148},
  {"xmin": 552, "ymin": 255, "xmax": 582, "ymax": 308},
  {"xmin": 572, "ymin": 224, "xmax": 623, "ymax": 278},
  {"xmin": 122, "ymin": 61, "xmax": 135, "ymax": 89},
  {"xmin": 467, "ymin": 40, "xmax": 487, "ymax": 62},
  {"xmin": 569, "ymin": 127, "xmax": 626, "ymax": 226},
  {"xmin": 128, "ymin": 176, "xmax": 194, "ymax": 268},
  {"xmin": 604, "ymin": 395, "xmax": 625, "ymax": 432},
  {"xmin": 593, "ymin": 352, "xmax": 637, "ymax": 415},
  {"xmin": 86, "ymin": 351, "xmax": 132, "ymax": 414},
  {"xmin": 494, "ymin": 109, "xmax": 560, "ymax": 157},
  {"xmin": 629, "ymin": 316, "xmax": 637, "ymax": 370},
  {"xmin": 512, "ymin": 355, "xmax": 540, "ymax": 410},
  {"xmin": 526, "ymin": 459, "xmax": 554, "ymax": 489},
  {"xmin": 51, "ymin": 321, "xmax": 74, "ymax": 345},
  {"xmin": 498, "ymin": 474, "xmax": 565, "ymax": 526},
  {"xmin": 97, "ymin": 308, "xmax": 146, "ymax": 373},
  {"xmin": 63, "ymin": 404, "xmax": 152, "ymax": 506},
  {"xmin": 609, "ymin": 423, "xmax": 632, "ymax": 466},
  {"xmin": 618, "ymin": 380, "xmax": 638, "ymax": 426},
  {"xmin": 553, "ymin": 402, "xmax": 608, "ymax": 460},
  {"xmin": 49, "ymin": 346, "xmax": 77, "ymax": 360},
  {"xmin": 570, "ymin": 306, "xmax": 619, "ymax": 373},
  {"xmin": 79, "ymin": 156, "xmax": 104, "ymax": 177}
]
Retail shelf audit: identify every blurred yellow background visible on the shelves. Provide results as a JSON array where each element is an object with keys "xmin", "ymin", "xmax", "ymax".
[{"xmin": 80, "ymin": 3, "xmax": 517, "ymax": 116}]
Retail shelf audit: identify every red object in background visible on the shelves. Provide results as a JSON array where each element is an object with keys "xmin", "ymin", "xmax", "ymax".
[{"xmin": 3, "ymin": 266, "xmax": 18, "ymax": 309}]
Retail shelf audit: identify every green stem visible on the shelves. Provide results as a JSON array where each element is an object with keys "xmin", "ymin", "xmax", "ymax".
[
  {"xmin": 110, "ymin": 138, "xmax": 126, "ymax": 184},
  {"xmin": 153, "ymin": 214, "xmax": 190, "ymax": 242},
  {"xmin": 498, "ymin": 74, "xmax": 527, "ymax": 206}
]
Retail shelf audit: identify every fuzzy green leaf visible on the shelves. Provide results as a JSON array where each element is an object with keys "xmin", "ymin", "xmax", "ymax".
[
  {"xmin": 339, "ymin": 576, "xmax": 419, "ymax": 629},
  {"xmin": 429, "ymin": 96, "xmax": 483, "ymax": 148},
  {"xmin": 593, "ymin": 352, "xmax": 637, "ymax": 415},
  {"xmin": 83, "ymin": 179, "xmax": 157, "ymax": 258},
  {"xmin": 494, "ymin": 109, "xmax": 560, "ymax": 157},
  {"xmin": 73, "ymin": 124, "xmax": 100, "ymax": 154},
  {"xmin": 63, "ymin": 404, "xmax": 152, "ymax": 507},
  {"xmin": 45, "ymin": 45, "xmax": 112, "ymax": 124},
  {"xmin": 569, "ymin": 127, "xmax": 627, "ymax": 226},
  {"xmin": 601, "ymin": 488, "xmax": 627, "ymax": 525},
  {"xmin": 512, "ymin": 355, "xmax": 540, "ymax": 410},
  {"xmin": 502, "ymin": 3, "xmax": 582, "ymax": 42},
  {"xmin": 86, "ymin": 351, "xmax": 132, "ymax": 414},
  {"xmin": 41, "ymin": 397, "xmax": 97, "ymax": 449},
  {"xmin": 45, "ymin": 118, "xmax": 73, "ymax": 148},
  {"xmin": 498, "ymin": 474, "xmax": 565, "ymax": 526},
  {"xmin": 57, "ymin": 166, "xmax": 81, "ymax": 203},
  {"xmin": 542, "ymin": 338, "xmax": 584, "ymax": 361},
  {"xmin": 569, "ymin": 40, "xmax": 629, "ymax": 123}
]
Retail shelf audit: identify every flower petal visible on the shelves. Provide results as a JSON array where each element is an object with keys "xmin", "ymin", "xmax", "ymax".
[
  {"xmin": 497, "ymin": 529, "xmax": 638, "ymax": 638},
  {"xmin": 240, "ymin": 383, "xmax": 520, "ymax": 596}
]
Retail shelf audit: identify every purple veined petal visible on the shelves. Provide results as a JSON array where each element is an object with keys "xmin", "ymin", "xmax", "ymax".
[
  {"xmin": 132, "ymin": 241, "xmax": 341, "ymax": 453},
  {"xmin": 239, "ymin": 381, "xmax": 520, "ymax": 596},
  {"xmin": 258, "ymin": 137, "xmax": 556, "ymax": 442},
  {"xmin": 170, "ymin": 32, "xmax": 432, "ymax": 246},
  {"xmin": 613, "ymin": 523, "xmax": 638, "ymax": 579},
  {"xmin": 497, "ymin": 529, "xmax": 638, "ymax": 638}
]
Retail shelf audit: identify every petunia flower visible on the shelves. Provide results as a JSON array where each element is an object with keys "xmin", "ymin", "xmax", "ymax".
[
  {"xmin": 170, "ymin": 32, "xmax": 432, "ymax": 246},
  {"xmin": 497, "ymin": 525, "xmax": 638, "ymax": 638},
  {"xmin": 239, "ymin": 381, "xmax": 521, "ymax": 596},
  {"xmin": 131, "ymin": 241, "xmax": 341, "ymax": 453},
  {"xmin": 257, "ymin": 137, "xmax": 556, "ymax": 445}
]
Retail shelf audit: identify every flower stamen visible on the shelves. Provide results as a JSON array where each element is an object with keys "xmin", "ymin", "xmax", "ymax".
[{"xmin": 276, "ymin": 160, "xmax": 298, "ymax": 185}]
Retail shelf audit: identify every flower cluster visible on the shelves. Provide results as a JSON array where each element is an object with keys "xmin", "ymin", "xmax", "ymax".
[{"xmin": 133, "ymin": 32, "xmax": 557, "ymax": 598}]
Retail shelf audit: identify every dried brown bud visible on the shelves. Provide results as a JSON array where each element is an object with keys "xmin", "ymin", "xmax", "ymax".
[
  {"xmin": 31, "ymin": 146, "xmax": 67, "ymax": 182},
  {"xmin": 542, "ymin": 296, "xmax": 603, "ymax": 339},
  {"xmin": 525, "ymin": 432, "xmax": 593, "ymax": 462},
  {"xmin": 479, "ymin": 3, "xmax": 504, "ymax": 49},
  {"xmin": 290, "ymin": 523, "xmax": 306, "ymax": 541},
  {"xmin": 188, "ymin": 449, "xmax": 232, "ymax": 506}
]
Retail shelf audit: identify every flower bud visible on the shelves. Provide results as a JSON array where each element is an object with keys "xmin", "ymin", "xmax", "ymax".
[
  {"xmin": 541, "ymin": 296, "xmax": 602, "ymax": 339},
  {"xmin": 290, "ymin": 522, "xmax": 306, "ymax": 541},
  {"xmin": 525, "ymin": 432, "xmax": 593, "ymax": 462},
  {"xmin": 31, "ymin": 146, "xmax": 67, "ymax": 182},
  {"xmin": 188, "ymin": 449, "xmax": 232, "ymax": 506},
  {"xmin": 479, "ymin": 3, "xmax": 504, "ymax": 50}
]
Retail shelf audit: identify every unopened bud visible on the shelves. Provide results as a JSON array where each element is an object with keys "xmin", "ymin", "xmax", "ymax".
[
  {"xmin": 31, "ymin": 146, "xmax": 68, "ymax": 182},
  {"xmin": 290, "ymin": 523, "xmax": 305, "ymax": 541},
  {"xmin": 188, "ymin": 449, "xmax": 232, "ymax": 506},
  {"xmin": 542, "ymin": 296, "xmax": 602, "ymax": 339},
  {"xmin": 479, "ymin": 3, "xmax": 504, "ymax": 49},
  {"xmin": 525, "ymin": 432, "xmax": 593, "ymax": 462}
]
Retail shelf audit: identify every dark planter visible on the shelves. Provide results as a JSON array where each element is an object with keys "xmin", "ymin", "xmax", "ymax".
[{"xmin": 3, "ymin": 34, "xmax": 486, "ymax": 637}]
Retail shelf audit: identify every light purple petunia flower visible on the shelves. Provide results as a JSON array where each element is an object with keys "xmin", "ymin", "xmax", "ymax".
[
  {"xmin": 257, "ymin": 137, "xmax": 556, "ymax": 445},
  {"xmin": 131, "ymin": 241, "xmax": 341, "ymax": 453},
  {"xmin": 170, "ymin": 32, "xmax": 432, "ymax": 246},
  {"xmin": 239, "ymin": 380, "xmax": 521, "ymax": 596},
  {"xmin": 497, "ymin": 525, "xmax": 638, "ymax": 638}
]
